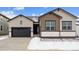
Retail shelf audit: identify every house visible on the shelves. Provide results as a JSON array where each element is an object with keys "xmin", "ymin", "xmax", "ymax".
[
  {"xmin": 1, "ymin": 8, "xmax": 77, "ymax": 38},
  {"xmin": 0, "ymin": 14, "xmax": 9, "ymax": 35},
  {"xmin": 39, "ymin": 8, "xmax": 78, "ymax": 38}
]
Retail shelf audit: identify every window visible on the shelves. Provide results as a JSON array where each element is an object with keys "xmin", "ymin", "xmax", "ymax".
[
  {"xmin": 46, "ymin": 20, "xmax": 56, "ymax": 31},
  {"xmin": 1, "ymin": 25, "xmax": 2, "ymax": 31},
  {"xmin": 62, "ymin": 21, "xmax": 72, "ymax": 30}
]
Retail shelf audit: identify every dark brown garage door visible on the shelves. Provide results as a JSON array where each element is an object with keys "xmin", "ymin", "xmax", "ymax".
[{"xmin": 11, "ymin": 27, "xmax": 31, "ymax": 37}]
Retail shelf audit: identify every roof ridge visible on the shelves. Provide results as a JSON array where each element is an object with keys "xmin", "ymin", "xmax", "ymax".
[{"xmin": 8, "ymin": 14, "xmax": 35, "ymax": 22}]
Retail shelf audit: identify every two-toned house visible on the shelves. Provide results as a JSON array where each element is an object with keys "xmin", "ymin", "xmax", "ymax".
[{"xmin": 0, "ymin": 8, "xmax": 78, "ymax": 38}]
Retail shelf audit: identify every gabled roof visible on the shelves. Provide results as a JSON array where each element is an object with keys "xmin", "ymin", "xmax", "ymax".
[
  {"xmin": 0, "ymin": 14, "xmax": 10, "ymax": 20},
  {"xmin": 53, "ymin": 8, "xmax": 78, "ymax": 19},
  {"xmin": 8, "ymin": 14, "xmax": 35, "ymax": 22},
  {"xmin": 39, "ymin": 11, "xmax": 62, "ymax": 18}
]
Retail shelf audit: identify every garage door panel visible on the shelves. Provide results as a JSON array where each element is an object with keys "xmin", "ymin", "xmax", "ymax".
[{"xmin": 11, "ymin": 27, "xmax": 31, "ymax": 37}]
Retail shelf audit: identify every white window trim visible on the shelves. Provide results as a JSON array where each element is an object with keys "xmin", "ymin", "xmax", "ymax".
[
  {"xmin": 46, "ymin": 20, "xmax": 56, "ymax": 31},
  {"xmin": 62, "ymin": 21, "xmax": 72, "ymax": 31}
]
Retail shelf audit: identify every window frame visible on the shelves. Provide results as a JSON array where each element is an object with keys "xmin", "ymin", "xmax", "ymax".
[
  {"xmin": 45, "ymin": 20, "xmax": 56, "ymax": 31},
  {"xmin": 62, "ymin": 21, "xmax": 72, "ymax": 31}
]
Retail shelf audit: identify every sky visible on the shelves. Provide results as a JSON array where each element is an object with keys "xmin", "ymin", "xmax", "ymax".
[{"xmin": 0, "ymin": 7, "xmax": 79, "ymax": 18}]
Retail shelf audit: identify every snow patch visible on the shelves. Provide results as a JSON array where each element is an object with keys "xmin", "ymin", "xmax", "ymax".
[
  {"xmin": 28, "ymin": 37, "xmax": 79, "ymax": 50},
  {"xmin": 0, "ymin": 36, "xmax": 8, "ymax": 40}
]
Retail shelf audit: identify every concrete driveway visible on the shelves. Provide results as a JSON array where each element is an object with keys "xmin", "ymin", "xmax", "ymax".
[{"xmin": 0, "ymin": 36, "xmax": 31, "ymax": 51}]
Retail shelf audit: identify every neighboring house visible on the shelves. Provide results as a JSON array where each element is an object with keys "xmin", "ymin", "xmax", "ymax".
[
  {"xmin": 0, "ymin": 14, "xmax": 9, "ymax": 35},
  {"xmin": 39, "ymin": 8, "xmax": 78, "ymax": 38},
  {"xmin": 76, "ymin": 24, "xmax": 79, "ymax": 37},
  {"xmin": 76, "ymin": 21, "xmax": 79, "ymax": 37}
]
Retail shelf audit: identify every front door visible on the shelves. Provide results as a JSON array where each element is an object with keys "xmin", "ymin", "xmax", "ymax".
[{"xmin": 33, "ymin": 24, "xmax": 39, "ymax": 34}]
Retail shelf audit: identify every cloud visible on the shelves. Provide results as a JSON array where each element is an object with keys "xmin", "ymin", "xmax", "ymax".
[
  {"xmin": 32, "ymin": 13, "xmax": 37, "ymax": 16},
  {"xmin": 32, "ymin": 13, "xmax": 44, "ymax": 16},
  {"xmin": 39, "ymin": 13, "xmax": 44, "ymax": 16},
  {"xmin": 0, "ymin": 11, "xmax": 17, "ymax": 18},
  {"xmin": 14, "ymin": 7, "xmax": 25, "ymax": 10}
]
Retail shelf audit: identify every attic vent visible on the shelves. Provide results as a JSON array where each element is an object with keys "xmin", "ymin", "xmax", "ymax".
[{"xmin": 20, "ymin": 20, "xmax": 22, "ymax": 25}]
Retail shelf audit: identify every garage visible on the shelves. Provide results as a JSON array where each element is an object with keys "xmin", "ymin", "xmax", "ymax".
[
  {"xmin": 8, "ymin": 15, "xmax": 34, "ymax": 37},
  {"xmin": 11, "ymin": 27, "xmax": 31, "ymax": 37}
]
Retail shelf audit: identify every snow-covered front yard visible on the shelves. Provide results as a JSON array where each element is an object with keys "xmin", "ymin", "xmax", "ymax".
[
  {"xmin": 27, "ymin": 37, "xmax": 79, "ymax": 50},
  {"xmin": 0, "ymin": 35, "xmax": 8, "ymax": 40}
]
